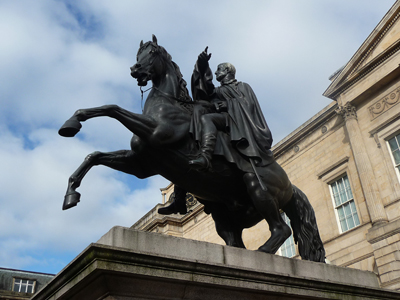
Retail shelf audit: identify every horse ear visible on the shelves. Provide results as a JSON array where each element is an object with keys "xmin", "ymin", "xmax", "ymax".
[
  {"xmin": 152, "ymin": 34, "xmax": 158, "ymax": 45},
  {"xmin": 140, "ymin": 40, "xmax": 143, "ymax": 47}
]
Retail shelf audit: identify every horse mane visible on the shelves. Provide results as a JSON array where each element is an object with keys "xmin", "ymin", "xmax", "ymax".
[{"xmin": 138, "ymin": 41, "xmax": 193, "ymax": 107}]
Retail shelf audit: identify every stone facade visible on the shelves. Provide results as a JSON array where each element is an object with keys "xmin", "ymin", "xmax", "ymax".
[{"xmin": 133, "ymin": 1, "xmax": 400, "ymax": 291}]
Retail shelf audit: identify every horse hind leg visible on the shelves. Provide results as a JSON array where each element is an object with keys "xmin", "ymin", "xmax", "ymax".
[
  {"xmin": 209, "ymin": 203, "xmax": 246, "ymax": 248},
  {"xmin": 243, "ymin": 173, "xmax": 291, "ymax": 254}
]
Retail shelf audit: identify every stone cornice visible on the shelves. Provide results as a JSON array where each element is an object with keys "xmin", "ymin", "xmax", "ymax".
[
  {"xmin": 349, "ymin": 9, "xmax": 400, "ymax": 78},
  {"xmin": 272, "ymin": 102, "xmax": 338, "ymax": 159},
  {"xmin": 324, "ymin": 2, "xmax": 400, "ymax": 100},
  {"xmin": 325, "ymin": 40, "xmax": 400, "ymax": 100}
]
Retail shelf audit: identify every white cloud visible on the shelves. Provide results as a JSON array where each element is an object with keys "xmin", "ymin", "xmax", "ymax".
[{"xmin": 0, "ymin": 0, "xmax": 395, "ymax": 273}]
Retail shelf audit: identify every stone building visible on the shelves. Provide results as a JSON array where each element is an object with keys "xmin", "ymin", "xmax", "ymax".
[
  {"xmin": 0, "ymin": 267, "xmax": 54, "ymax": 299},
  {"xmin": 133, "ymin": 1, "xmax": 400, "ymax": 291}
]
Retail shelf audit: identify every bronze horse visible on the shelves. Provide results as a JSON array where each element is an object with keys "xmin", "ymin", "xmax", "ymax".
[{"xmin": 59, "ymin": 35, "xmax": 325, "ymax": 262}]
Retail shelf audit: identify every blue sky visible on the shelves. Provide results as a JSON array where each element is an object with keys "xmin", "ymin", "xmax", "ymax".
[{"xmin": 0, "ymin": 0, "xmax": 395, "ymax": 275}]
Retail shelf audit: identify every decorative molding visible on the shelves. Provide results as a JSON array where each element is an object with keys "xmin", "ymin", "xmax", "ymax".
[
  {"xmin": 369, "ymin": 87, "xmax": 400, "ymax": 120},
  {"xmin": 336, "ymin": 103, "xmax": 357, "ymax": 121},
  {"xmin": 317, "ymin": 156, "xmax": 349, "ymax": 180},
  {"xmin": 139, "ymin": 203, "xmax": 205, "ymax": 232},
  {"xmin": 371, "ymin": 132, "xmax": 382, "ymax": 148},
  {"xmin": 349, "ymin": 10, "xmax": 400, "ymax": 78}
]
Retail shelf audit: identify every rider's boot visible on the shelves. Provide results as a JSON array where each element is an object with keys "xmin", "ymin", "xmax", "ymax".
[
  {"xmin": 158, "ymin": 185, "xmax": 188, "ymax": 215},
  {"xmin": 189, "ymin": 134, "xmax": 216, "ymax": 171}
]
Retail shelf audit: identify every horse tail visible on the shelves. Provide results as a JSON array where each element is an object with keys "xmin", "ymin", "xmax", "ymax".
[{"xmin": 283, "ymin": 184, "xmax": 325, "ymax": 262}]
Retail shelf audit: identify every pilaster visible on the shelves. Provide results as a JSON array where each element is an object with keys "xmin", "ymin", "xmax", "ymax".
[{"xmin": 336, "ymin": 103, "xmax": 388, "ymax": 225}]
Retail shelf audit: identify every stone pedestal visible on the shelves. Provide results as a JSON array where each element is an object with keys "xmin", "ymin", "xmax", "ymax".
[{"xmin": 31, "ymin": 227, "xmax": 400, "ymax": 300}]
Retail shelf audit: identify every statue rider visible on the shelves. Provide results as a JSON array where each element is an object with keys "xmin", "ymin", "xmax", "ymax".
[{"xmin": 158, "ymin": 47, "xmax": 274, "ymax": 215}]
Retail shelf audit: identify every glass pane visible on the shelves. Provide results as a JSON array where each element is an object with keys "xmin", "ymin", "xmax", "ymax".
[
  {"xmin": 346, "ymin": 187, "xmax": 353, "ymax": 200},
  {"xmin": 354, "ymin": 213, "xmax": 360, "ymax": 226},
  {"xmin": 337, "ymin": 180, "xmax": 345, "ymax": 204},
  {"xmin": 350, "ymin": 200, "xmax": 357, "ymax": 212},
  {"xmin": 393, "ymin": 149, "xmax": 400, "ymax": 165},
  {"xmin": 344, "ymin": 202, "xmax": 351, "ymax": 216},
  {"xmin": 13, "ymin": 283, "xmax": 20, "ymax": 292},
  {"xmin": 27, "ymin": 285, "xmax": 33, "ymax": 293},
  {"xmin": 340, "ymin": 219, "xmax": 348, "ymax": 232},
  {"xmin": 347, "ymin": 215, "xmax": 355, "ymax": 229},
  {"xmin": 343, "ymin": 177, "xmax": 353, "ymax": 199},
  {"xmin": 337, "ymin": 207, "xmax": 345, "ymax": 219},
  {"xmin": 331, "ymin": 184, "xmax": 338, "ymax": 202},
  {"xmin": 333, "ymin": 193, "xmax": 340, "ymax": 207},
  {"xmin": 21, "ymin": 283, "xmax": 27, "ymax": 292},
  {"xmin": 388, "ymin": 136, "xmax": 398, "ymax": 151}
]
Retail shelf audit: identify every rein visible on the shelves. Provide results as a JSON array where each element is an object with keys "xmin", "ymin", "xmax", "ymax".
[
  {"xmin": 140, "ymin": 86, "xmax": 153, "ymax": 112},
  {"xmin": 153, "ymin": 86, "xmax": 192, "ymax": 103},
  {"xmin": 139, "ymin": 86, "xmax": 192, "ymax": 112}
]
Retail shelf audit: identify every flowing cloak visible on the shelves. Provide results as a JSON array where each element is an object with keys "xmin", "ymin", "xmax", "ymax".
[{"xmin": 190, "ymin": 61, "xmax": 275, "ymax": 173}]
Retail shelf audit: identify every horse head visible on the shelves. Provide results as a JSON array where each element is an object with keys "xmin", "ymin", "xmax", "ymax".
[
  {"xmin": 130, "ymin": 35, "xmax": 192, "ymax": 104},
  {"xmin": 130, "ymin": 35, "xmax": 172, "ymax": 87}
]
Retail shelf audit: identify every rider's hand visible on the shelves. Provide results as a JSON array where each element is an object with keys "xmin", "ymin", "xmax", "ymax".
[
  {"xmin": 197, "ymin": 47, "xmax": 212, "ymax": 73},
  {"xmin": 215, "ymin": 101, "xmax": 227, "ymax": 113}
]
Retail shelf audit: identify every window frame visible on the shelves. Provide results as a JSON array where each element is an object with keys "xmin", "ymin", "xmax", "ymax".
[
  {"xmin": 277, "ymin": 212, "xmax": 297, "ymax": 258},
  {"xmin": 386, "ymin": 133, "xmax": 400, "ymax": 183},
  {"xmin": 329, "ymin": 174, "xmax": 361, "ymax": 233},
  {"xmin": 12, "ymin": 278, "xmax": 36, "ymax": 294}
]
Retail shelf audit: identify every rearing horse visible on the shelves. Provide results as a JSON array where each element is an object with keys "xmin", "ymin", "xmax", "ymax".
[{"xmin": 59, "ymin": 35, "xmax": 325, "ymax": 262}]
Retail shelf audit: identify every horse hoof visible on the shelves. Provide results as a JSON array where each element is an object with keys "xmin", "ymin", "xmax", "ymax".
[
  {"xmin": 58, "ymin": 117, "xmax": 82, "ymax": 137},
  {"xmin": 63, "ymin": 192, "xmax": 81, "ymax": 210}
]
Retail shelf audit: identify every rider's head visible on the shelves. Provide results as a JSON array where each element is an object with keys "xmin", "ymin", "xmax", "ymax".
[{"xmin": 215, "ymin": 63, "xmax": 236, "ymax": 82}]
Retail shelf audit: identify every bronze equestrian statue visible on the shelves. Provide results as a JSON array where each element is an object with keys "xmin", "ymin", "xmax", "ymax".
[{"xmin": 59, "ymin": 35, "xmax": 325, "ymax": 262}]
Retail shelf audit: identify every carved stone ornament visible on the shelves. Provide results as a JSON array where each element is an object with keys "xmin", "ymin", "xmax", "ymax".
[
  {"xmin": 336, "ymin": 103, "xmax": 357, "ymax": 121},
  {"xmin": 369, "ymin": 87, "xmax": 400, "ymax": 120}
]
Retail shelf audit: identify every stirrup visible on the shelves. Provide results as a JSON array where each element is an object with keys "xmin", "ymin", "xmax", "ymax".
[{"xmin": 189, "ymin": 153, "xmax": 210, "ymax": 171}]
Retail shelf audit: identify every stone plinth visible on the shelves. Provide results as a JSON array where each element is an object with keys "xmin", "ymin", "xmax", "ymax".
[{"xmin": 31, "ymin": 227, "xmax": 400, "ymax": 300}]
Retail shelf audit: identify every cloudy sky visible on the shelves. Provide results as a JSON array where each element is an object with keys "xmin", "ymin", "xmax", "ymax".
[{"xmin": 0, "ymin": 0, "xmax": 395, "ymax": 275}]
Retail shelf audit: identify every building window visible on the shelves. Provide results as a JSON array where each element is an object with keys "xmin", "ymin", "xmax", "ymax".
[
  {"xmin": 388, "ymin": 133, "xmax": 400, "ymax": 176},
  {"xmin": 330, "ymin": 175, "xmax": 360, "ymax": 233},
  {"xmin": 13, "ymin": 278, "xmax": 36, "ymax": 293},
  {"xmin": 279, "ymin": 213, "xmax": 296, "ymax": 257}
]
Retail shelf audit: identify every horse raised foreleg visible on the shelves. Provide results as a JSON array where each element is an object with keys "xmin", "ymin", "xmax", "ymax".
[
  {"xmin": 63, "ymin": 150, "xmax": 154, "ymax": 210},
  {"xmin": 59, "ymin": 105, "xmax": 161, "ymax": 143},
  {"xmin": 63, "ymin": 152, "xmax": 97, "ymax": 210}
]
